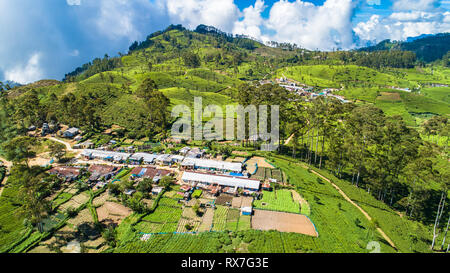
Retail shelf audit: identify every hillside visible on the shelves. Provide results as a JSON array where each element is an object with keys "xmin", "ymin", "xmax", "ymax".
[{"xmin": 359, "ymin": 33, "xmax": 450, "ymax": 63}]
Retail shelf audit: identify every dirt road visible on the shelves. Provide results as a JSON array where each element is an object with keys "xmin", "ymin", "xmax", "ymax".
[
  {"xmin": 305, "ymin": 166, "xmax": 397, "ymax": 249},
  {"xmin": 46, "ymin": 136, "xmax": 75, "ymax": 152}
]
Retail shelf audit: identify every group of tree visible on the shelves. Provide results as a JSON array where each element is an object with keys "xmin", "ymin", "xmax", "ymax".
[
  {"xmin": 278, "ymin": 94, "xmax": 449, "ymax": 227},
  {"xmin": 63, "ymin": 54, "xmax": 122, "ymax": 82}
]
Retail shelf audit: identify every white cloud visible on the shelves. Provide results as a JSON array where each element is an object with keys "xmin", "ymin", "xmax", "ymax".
[
  {"xmin": 5, "ymin": 53, "xmax": 44, "ymax": 84},
  {"xmin": 392, "ymin": 0, "xmax": 440, "ymax": 11},
  {"xmin": 69, "ymin": 49, "xmax": 80, "ymax": 57},
  {"xmin": 354, "ymin": 3, "xmax": 450, "ymax": 43},
  {"xmin": 94, "ymin": 0, "xmax": 143, "ymax": 41},
  {"xmin": 166, "ymin": 0, "xmax": 240, "ymax": 32},
  {"xmin": 262, "ymin": 0, "xmax": 355, "ymax": 50},
  {"xmin": 232, "ymin": 0, "xmax": 266, "ymax": 40},
  {"xmin": 67, "ymin": 0, "xmax": 81, "ymax": 6}
]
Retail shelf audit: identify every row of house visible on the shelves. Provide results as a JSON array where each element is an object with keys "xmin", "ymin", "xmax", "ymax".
[
  {"xmin": 80, "ymin": 149, "xmax": 242, "ymax": 173},
  {"xmin": 181, "ymin": 171, "xmax": 260, "ymax": 196},
  {"xmin": 48, "ymin": 164, "xmax": 119, "ymax": 184},
  {"xmin": 180, "ymin": 157, "xmax": 243, "ymax": 173}
]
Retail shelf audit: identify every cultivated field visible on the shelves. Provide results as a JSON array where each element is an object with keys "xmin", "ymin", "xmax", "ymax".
[
  {"xmin": 252, "ymin": 209, "xmax": 318, "ymax": 237},
  {"xmin": 97, "ymin": 202, "xmax": 132, "ymax": 225}
]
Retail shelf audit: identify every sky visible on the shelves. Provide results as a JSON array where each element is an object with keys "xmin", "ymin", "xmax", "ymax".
[{"xmin": 0, "ymin": 0, "xmax": 449, "ymax": 84}]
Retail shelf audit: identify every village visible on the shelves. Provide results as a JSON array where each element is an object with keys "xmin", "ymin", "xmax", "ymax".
[
  {"xmin": 12, "ymin": 123, "xmax": 318, "ymax": 253},
  {"xmin": 260, "ymin": 76, "xmax": 350, "ymax": 103}
]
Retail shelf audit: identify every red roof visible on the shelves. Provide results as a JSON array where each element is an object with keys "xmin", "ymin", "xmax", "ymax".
[
  {"xmin": 49, "ymin": 166, "xmax": 80, "ymax": 177},
  {"xmin": 88, "ymin": 165, "xmax": 117, "ymax": 175},
  {"xmin": 130, "ymin": 167, "xmax": 172, "ymax": 179}
]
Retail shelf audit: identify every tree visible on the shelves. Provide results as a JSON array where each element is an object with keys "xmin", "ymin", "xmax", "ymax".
[
  {"xmin": 159, "ymin": 176, "xmax": 174, "ymax": 190},
  {"xmin": 2, "ymin": 136, "xmax": 37, "ymax": 165},
  {"xmin": 9, "ymin": 164, "xmax": 52, "ymax": 226},
  {"xmin": 48, "ymin": 141, "xmax": 66, "ymax": 162},
  {"xmin": 182, "ymin": 51, "xmax": 201, "ymax": 68},
  {"xmin": 102, "ymin": 226, "xmax": 117, "ymax": 247},
  {"xmin": 137, "ymin": 178, "xmax": 152, "ymax": 193}
]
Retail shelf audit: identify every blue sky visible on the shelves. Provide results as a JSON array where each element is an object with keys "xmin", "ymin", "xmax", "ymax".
[{"xmin": 0, "ymin": 0, "xmax": 449, "ymax": 84}]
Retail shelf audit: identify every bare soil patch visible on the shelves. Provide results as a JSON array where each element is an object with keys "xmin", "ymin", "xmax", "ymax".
[
  {"xmin": 59, "ymin": 192, "xmax": 90, "ymax": 211},
  {"xmin": 216, "ymin": 194, "xmax": 233, "ymax": 206},
  {"xmin": 251, "ymin": 209, "xmax": 318, "ymax": 237},
  {"xmin": 377, "ymin": 92, "xmax": 401, "ymax": 101},
  {"xmin": 68, "ymin": 208, "xmax": 94, "ymax": 226},
  {"xmin": 97, "ymin": 202, "xmax": 132, "ymax": 225},
  {"xmin": 198, "ymin": 208, "xmax": 214, "ymax": 232}
]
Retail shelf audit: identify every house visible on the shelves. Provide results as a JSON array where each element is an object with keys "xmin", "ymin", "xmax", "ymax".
[
  {"xmin": 181, "ymin": 158, "xmax": 242, "ymax": 173},
  {"xmin": 170, "ymin": 155, "xmax": 185, "ymax": 163},
  {"xmin": 49, "ymin": 166, "xmax": 81, "ymax": 182},
  {"xmin": 223, "ymin": 186, "xmax": 237, "ymax": 196},
  {"xmin": 241, "ymin": 207, "xmax": 253, "ymax": 216},
  {"xmin": 180, "ymin": 185, "xmax": 191, "ymax": 192},
  {"xmin": 81, "ymin": 149, "xmax": 131, "ymax": 163},
  {"xmin": 74, "ymin": 140, "xmax": 94, "ymax": 150},
  {"xmin": 74, "ymin": 135, "xmax": 83, "ymax": 142},
  {"xmin": 41, "ymin": 123, "xmax": 50, "ymax": 136},
  {"xmin": 124, "ymin": 189, "xmax": 136, "ymax": 196},
  {"xmin": 152, "ymin": 186, "xmax": 164, "ymax": 195},
  {"xmin": 130, "ymin": 167, "xmax": 171, "ymax": 181},
  {"xmin": 186, "ymin": 147, "xmax": 205, "ymax": 158},
  {"xmin": 88, "ymin": 164, "xmax": 118, "ymax": 182},
  {"xmin": 63, "ymin": 127, "xmax": 80, "ymax": 138},
  {"xmin": 181, "ymin": 171, "xmax": 260, "ymax": 192},
  {"xmin": 179, "ymin": 147, "xmax": 191, "ymax": 155},
  {"xmin": 262, "ymin": 182, "xmax": 272, "ymax": 191},
  {"xmin": 207, "ymin": 184, "xmax": 220, "ymax": 196},
  {"xmin": 156, "ymin": 154, "xmax": 172, "ymax": 166},
  {"xmin": 129, "ymin": 153, "xmax": 158, "ymax": 165}
]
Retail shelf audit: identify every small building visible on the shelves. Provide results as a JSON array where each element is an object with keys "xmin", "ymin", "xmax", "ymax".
[
  {"xmin": 88, "ymin": 164, "xmax": 118, "ymax": 182},
  {"xmin": 63, "ymin": 127, "xmax": 80, "ymax": 138},
  {"xmin": 180, "ymin": 185, "xmax": 191, "ymax": 192},
  {"xmin": 179, "ymin": 147, "xmax": 191, "ymax": 155},
  {"xmin": 124, "ymin": 189, "xmax": 136, "ymax": 196},
  {"xmin": 241, "ymin": 207, "xmax": 253, "ymax": 216},
  {"xmin": 49, "ymin": 166, "xmax": 81, "ymax": 182},
  {"xmin": 130, "ymin": 167, "xmax": 171, "ymax": 181},
  {"xmin": 152, "ymin": 186, "xmax": 164, "ymax": 195},
  {"xmin": 129, "ymin": 153, "xmax": 158, "ymax": 165},
  {"xmin": 262, "ymin": 182, "xmax": 272, "ymax": 191},
  {"xmin": 74, "ymin": 140, "xmax": 94, "ymax": 150},
  {"xmin": 156, "ymin": 154, "xmax": 172, "ymax": 166},
  {"xmin": 186, "ymin": 147, "xmax": 205, "ymax": 158},
  {"xmin": 170, "ymin": 155, "xmax": 185, "ymax": 163}
]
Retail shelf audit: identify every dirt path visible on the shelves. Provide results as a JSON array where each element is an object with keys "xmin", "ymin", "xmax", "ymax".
[
  {"xmin": 306, "ymin": 166, "xmax": 397, "ymax": 250},
  {"xmin": 0, "ymin": 156, "xmax": 12, "ymax": 197},
  {"xmin": 46, "ymin": 136, "xmax": 75, "ymax": 152},
  {"xmin": 291, "ymin": 190, "xmax": 308, "ymax": 210},
  {"xmin": 285, "ymin": 134, "xmax": 295, "ymax": 145}
]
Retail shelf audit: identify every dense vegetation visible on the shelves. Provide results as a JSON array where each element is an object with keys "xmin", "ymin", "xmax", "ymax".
[{"xmin": 359, "ymin": 33, "xmax": 450, "ymax": 63}]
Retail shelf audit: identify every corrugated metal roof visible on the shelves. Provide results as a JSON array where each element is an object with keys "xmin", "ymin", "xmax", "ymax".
[
  {"xmin": 182, "ymin": 171, "xmax": 260, "ymax": 190},
  {"xmin": 181, "ymin": 158, "xmax": 242, "ymax": 172}
]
